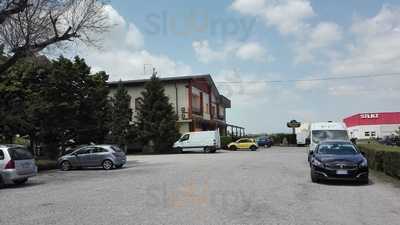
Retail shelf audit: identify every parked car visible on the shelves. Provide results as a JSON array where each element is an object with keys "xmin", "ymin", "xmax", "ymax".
[
  {"xmin": 228, "ymin": 138, "xmax": 258, "ymax": 151},
  {"xmin": 173, "ymin": 130, "xmax": 220, "ymax": 153},
  {"xmin": 256, "ymin": 136, "xmax": 273, "ymax": 148},
  {"xmin": 378, "ymin": 136, "xmax": 400, "ymax": 146},
  {"xmin": 57, "ymin": 145, "xmax": 127, "ymax": 171},
  {"xmin": 0, "ymin": 144, "xmax": 38, "ymax": 188},
  {"xmin": 309, "ymin": 140, "xmax": 368, "ymax": 184}
]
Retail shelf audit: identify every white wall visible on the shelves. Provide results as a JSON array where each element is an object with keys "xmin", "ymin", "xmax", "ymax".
[
  {"xmin": 348, "ymin": 124, "xmax": 400, "ymax": 139},
  {"xmin": 110, "ymin": 81, "xmax": 189, "ymax": 122}
]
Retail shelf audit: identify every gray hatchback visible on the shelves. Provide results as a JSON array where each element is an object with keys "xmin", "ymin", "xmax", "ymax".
[{"xmin": 57, "ymin": 145, "xmax": 127, "ymax": 171}]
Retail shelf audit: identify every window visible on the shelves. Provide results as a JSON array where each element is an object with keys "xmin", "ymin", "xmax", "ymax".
[
  {"xmin": 180, "ymin": 134, "xmax": 190, "ymax": 142},
  {"xmin": 311, "ymin": 130, "xmax": 349, "ymax": 144},
  {"xmin": 238, "ymin": 139, "xmax": 249, "ymax": 143},
  {"xmin": 110, "ymin": 146, "xmax": 123, "ymax": 152},
  {"xmin": 0, "ymin": 150, "xmax": 4, "ymax": 160},
  {"xmin": 317, "ymin": 143, "xmax": 358, "ymax": 155},
  {"xmin": 75, "ymin": 148, "xmax": 91, "ymax": 155},
  {"xmin": 93, "ymin": 147, "xmax": 108, "ymax": 153},
  {"xmin": 371, "ymin": 132, "xmax": 376, "ymax": 137},
  {"xmin": 365, "ymin": 132, "xmax": 370, "ymax": 137},
  {"xmin": 8, "ymin": 148, "xmax": 33, "ymax": 160},
  {"xmin": 135, "ymin": 98, "xmax": 142, "ymax": 110}
]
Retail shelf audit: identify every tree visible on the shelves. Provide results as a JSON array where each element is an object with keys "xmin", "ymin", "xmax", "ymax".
[
  {"xmin": 0, "ymin": 55, "xmax": 113, "ymax": 157},
  {"xmin": 110, "ymin": 81, "xmax": 132, "ymax": 147},
  {"xmin": 0, "ymin": 0, "xmax": 109, "ymax": 74},
  {"xmin": 135, "ymin": 70, "xmax": 180, "ymax": 153}
]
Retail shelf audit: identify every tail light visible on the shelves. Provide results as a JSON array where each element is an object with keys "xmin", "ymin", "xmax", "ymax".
[{"xmin": 5, "ymin": 160, "xmax": 15, "ymax": 169}]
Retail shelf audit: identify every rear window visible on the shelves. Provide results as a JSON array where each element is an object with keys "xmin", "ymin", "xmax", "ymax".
[
  {"xmin": 110, "ymin": 146, "xmax": 123, "ymax": 152},
  {"xmin": 0, "ymin": 150, "xmax": 4, "ymax": 160},
  {"xmin": 8, "ymin": 148, "xmax": 34, "ymax": 160}
]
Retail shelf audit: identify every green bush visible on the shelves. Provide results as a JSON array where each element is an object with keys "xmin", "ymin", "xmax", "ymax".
[
  {"xmin": 220, "ymin": 136, "xmax": 233, "ymax": 149},
  {"xmin": 35, "ymin": 159, "xmax": 58, "ymax": 171},
  {"xmin": 358, "ymin": 143, "xmax": 400, "ymax": 179}
]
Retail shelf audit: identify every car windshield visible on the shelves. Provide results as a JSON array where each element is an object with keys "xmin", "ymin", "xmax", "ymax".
[
  {"xmin": 317, "ymin": 143, "xmax": 359, "ymax": 155},
  {"xmin": 312, "ymin": 130, "xmax": 348, "ymax": 144},
  {"xmin": 8, "ymin": 148, "xmax": 34, "ymax": 160}
]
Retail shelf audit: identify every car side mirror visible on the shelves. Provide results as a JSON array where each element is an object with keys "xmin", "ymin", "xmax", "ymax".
[
  {"xmin": 360, "ymin": 151, "xmax": 366, "ymax": 156},
  {"xmin": 305, "ymin": 138, "xmax": 311, "ymax": 145},
  {"xmin": 309, "ymin": 150, "xmax": 314, "ymax": 156}
]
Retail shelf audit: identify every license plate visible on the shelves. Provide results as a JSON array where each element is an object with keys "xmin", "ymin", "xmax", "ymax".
[{"xmin": 336, "ymin": 170, "xmax": 348, "ymax": 175}]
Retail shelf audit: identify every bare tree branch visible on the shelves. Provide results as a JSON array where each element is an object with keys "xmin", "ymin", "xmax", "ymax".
[
  {"xmin": 0, "ymin": 0, "xmax": 109, "ymax": 75},
  {"xmin": 0, "ymin": 0, "xmax": 29, "ymax": 24}
]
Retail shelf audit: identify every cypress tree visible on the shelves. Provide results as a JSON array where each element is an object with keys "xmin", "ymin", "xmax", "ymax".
[
  {"xmin": 136, "ymin": 70, "xmax": 180, "ymax": 153},
  {"xmin": 110, "ymin": 81, "xmax": 132, "ymax": 147}
]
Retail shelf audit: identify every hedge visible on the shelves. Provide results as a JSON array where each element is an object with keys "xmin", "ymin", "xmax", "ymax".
[{"xmin": 358, "ymin": 143, "xmax": 400, "ymax": 179}]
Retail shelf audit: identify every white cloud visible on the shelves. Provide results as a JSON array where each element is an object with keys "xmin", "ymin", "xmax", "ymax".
[
  {"xmin": 327, "ymin": 5, "xmax": 400, "ymax": 98},
  {"xmin": 74, "ymin": 5, "xmax": 191, "ymax": 80},
  {"xmin": 231, "ymin": 0, "xmax": 315, "ymax": 35},
  {"xmin": 192, "ymin": 40, "xmax": 271, "ymax": 63},
  {"xmin": 332, "ymin": 5, "xmax": 400, "ymax": 75},
  {"xmin": 295, "ymin": 22, "xmax": 342, "ymax": 63},
  {"xmin": 236, "ymin": 42, "xmax": 272, "ymax": 62}
]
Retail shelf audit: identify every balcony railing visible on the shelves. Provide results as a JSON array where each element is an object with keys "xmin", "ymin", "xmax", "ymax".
[{"xmin": 192, "ymin": 106, "xmax": 202, "ymax": 115}]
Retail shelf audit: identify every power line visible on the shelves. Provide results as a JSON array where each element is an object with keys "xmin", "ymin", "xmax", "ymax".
[{"xmin": 214, "ymin": 72, "xmax": 400, "ymax": 85}]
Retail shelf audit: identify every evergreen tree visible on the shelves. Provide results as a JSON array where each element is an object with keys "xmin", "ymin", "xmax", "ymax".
[
  {"xmin": 135, "ymin": 70, "xmax": 180, "ymax": 153},
  {"xmin": 110, "ymin": 82, "xmax": 133, "ymax": 147}
]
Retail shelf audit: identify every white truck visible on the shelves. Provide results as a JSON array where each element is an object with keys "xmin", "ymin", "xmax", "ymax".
[
  {"xmin": 309, "ymin": 122, "xmax": 349, "ymax": 152},
  {"xmin": 295, "ymin": 122, "xmax": 310, "ymax": 146},
  {"xmin": 173, "ymin": 130, "xmax": 221, "ymax": 153}
]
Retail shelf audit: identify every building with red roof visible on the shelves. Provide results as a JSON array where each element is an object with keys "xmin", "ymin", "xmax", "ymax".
[{"xmin": 343, "ymin": 112, "xmax": 400, "ymax": 139}]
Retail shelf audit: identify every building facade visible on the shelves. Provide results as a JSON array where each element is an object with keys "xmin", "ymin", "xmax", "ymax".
[
  {"xmin": 108, "ymin": 75, "xmax": 244, "ymax": 135},
  {"xmin": 343, "ymin": 112, "xmax": 400, "ymax": 139}
]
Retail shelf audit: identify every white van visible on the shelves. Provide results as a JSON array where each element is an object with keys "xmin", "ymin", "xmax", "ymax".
[
  {"xmin": 309, "ymin": 122, "xmax": 349, "ymax": 152},
  {"xmin": 173, "ymin": 130, "xmax": 221, "ymax": 153}
]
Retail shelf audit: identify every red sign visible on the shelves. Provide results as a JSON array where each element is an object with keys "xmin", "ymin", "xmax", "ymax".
[{"xmin": 344, "ymin": 112, "xmax": 400, "ymax": 128}]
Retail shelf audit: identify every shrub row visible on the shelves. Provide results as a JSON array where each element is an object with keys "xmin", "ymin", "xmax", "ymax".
[{"xmin": 358, "ymin": 143, "xmax": 400, "ymax": 179}]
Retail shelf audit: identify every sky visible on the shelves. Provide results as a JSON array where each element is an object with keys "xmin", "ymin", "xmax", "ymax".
[{"xmin": 69, "ymin": 0, "xmax": 400, "ymax": 133}]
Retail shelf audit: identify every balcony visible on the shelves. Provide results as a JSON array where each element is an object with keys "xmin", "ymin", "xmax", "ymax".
[{"xmin": 192, "ymin": 105, "xmax": 203, "ymax": 115}]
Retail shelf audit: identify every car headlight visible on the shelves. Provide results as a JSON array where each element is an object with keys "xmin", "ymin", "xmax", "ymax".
[
  {"xmin": 359, "ymin": 159, "xmax": 368, "ymax": 168},
  {"xmin": 312, "ymin": 159, "xmax": 323, "ymax": 167}
]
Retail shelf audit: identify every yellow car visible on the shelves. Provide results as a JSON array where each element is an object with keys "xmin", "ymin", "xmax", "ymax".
[{"xmin": 228, "ymin": 138, "xmax": 258, "ymax": 151}]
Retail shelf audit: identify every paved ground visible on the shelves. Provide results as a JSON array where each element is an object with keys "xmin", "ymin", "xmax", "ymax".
[{"xmin": 1, "ymin": 147, "xmax": 400, "ymax": 225}]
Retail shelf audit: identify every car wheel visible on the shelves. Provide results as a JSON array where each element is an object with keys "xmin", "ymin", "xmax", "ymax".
[
  {"xmin": 310, "ymin": 170, "xmax": 319, "ymax": 183},
  {"xmin": 204, "ymin": 147, "xmax": 213, "ymax": 153},
  {"xmin": 0, "ymin": 176, "xmax": 5, "ymax": 188},
  {"xmin": 60, "ymin": 161, "xmax": 72, "ymax": 171},
  {"xmin": 250, "ymin": 146, "xmax": 257, "ymax": 151},
  {"xmin": 229, "ymin": 146, "xmax": 237, "ymax": 151},
  {"xmin": 102, "ymin": 160, "xmax": 114, "ymax": 170},
  {"xmin": 13, "ymin": 178, "xmax": 28, "ymax": 185},
  {"xmin": 360, "ymin": 177, "xmax": 369, "ymax": 185}
]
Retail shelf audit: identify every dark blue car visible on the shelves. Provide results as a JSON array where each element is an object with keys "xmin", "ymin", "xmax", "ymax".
[
  {"xmin": 309, "ymin": 140, "xmax": 369, "ymax": 184},
  {"xmin": 256, "ymin": 136, "xmax": 273, "ymax": 148}
]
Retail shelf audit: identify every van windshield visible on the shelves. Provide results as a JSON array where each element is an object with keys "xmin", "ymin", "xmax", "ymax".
[{"xmin": 312, "ymin": 130, "xmax": 348, "ymax": 144}]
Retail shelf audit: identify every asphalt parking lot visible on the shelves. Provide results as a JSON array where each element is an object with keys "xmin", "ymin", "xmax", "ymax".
[{"xmin": 1, "ymin": 147, "xmax": 400, "ymax": 225}]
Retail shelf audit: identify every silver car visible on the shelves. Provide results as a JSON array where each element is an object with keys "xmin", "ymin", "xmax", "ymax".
[
  {"xmin": 57, "ymin": 145, "xmax": 127, "ymax": 171},
  {"xmin": 0, "ymin": 145, "xmax": 38, "ymax": 188}
]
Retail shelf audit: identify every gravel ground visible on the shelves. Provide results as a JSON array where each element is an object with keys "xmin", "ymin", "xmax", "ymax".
[{"xmin": 1, "ymin": 147, "xmax": 400, "ymax": 225}]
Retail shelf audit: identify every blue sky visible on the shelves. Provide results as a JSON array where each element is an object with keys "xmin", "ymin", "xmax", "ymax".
[{"xmin": 75, "ymin": 0, "xmax": 400, "ymax": 133}]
